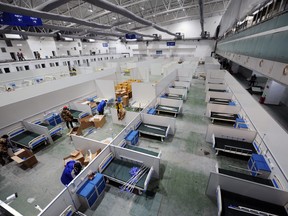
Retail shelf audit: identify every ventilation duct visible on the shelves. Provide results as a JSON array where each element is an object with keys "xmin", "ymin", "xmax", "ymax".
[{"xmin": 85, "ymin": 0, "xmax": 178, "ymax": 37}]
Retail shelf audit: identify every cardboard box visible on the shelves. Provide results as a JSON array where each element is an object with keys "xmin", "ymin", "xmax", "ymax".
[
  {"xmin": 11, "ymin": 149, "xmax": 38, "ymax": 168},
  {"xmin": 67, "ymin": 127, "xmax": 82, "ymax": 136},
  {"xmin": 63, "ymin": 150, "xmax": 84, "ymax": 166},
  {"xmin": 83, "ymin": 149, "xmax": 102, "ymax": 166},
  {"xmin": 122, "ymin": 96, "xmax": 129, "ymax": 107},
  {"xmin": 91, "ymin": 115, "xmax": 106, "ymax": 128},
  {"xmin": 79, "ymin": 115, "xmax": 94, "ymax": 130}
]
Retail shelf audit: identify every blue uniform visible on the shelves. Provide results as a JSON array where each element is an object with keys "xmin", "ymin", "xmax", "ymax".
[
  {"xmin": 61, "ymin": 160, "xmax": 76, "ymax": 186},
  {"xmin": 97, "ymin": 100, "xmax": 106, "ymax": 114}
]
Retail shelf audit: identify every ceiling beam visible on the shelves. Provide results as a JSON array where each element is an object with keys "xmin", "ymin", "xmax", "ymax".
[{"xmin": 34, "ymin": 0, "xmax": 71, "ymax": 12}]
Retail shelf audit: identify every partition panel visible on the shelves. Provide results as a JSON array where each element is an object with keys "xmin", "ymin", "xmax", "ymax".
[
  {"xmin": 205, "ymin": 124, "xmax": 257, "ymax": 143},
  {"xmin": 206, "ymin": 103, "xmax": 241, "ymax": 116},
  {"xmin": 205, "ymin": 92, "xmax": 233, "ymax": 102},
  {"xmin": 22, "ymin": 121, "xmax": 52, "ymax": 144},
  {"xmin": 206, "ymin": 172, "xmax": 288, "ymax": 206}
]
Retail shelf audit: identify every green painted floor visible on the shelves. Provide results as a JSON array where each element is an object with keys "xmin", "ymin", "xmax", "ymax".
[{"xmin": 0, "ymin": 74, "xmax": 248, "ymax": 216}]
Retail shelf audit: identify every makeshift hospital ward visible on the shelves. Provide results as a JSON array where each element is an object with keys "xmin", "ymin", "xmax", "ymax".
[{"xmin": 1, "ymin": 1, "xmax": 288, "ymax": 216}]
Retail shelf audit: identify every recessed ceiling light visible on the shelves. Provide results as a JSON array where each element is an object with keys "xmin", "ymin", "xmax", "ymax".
[
  {"xmin": 112, "ymin": 17, "xmax": 117, "ymax": 20},
  {"xmin": 88, "ymin": 9, "xmax": 93, "ymax": 12},
  {"xmin": 128, "ymin": 22, "xmax": 131, "ymax": 24},
  {"xmin": 153, "ymin": 14, "xmax": 156, "ymax": 17},
  {"xmin": 182, "ymin": 8, "xmax": 185, "ymax": 11},
  {"xmin": 140, "ymin": 7, "xmax": 145, "ymax": 10}
]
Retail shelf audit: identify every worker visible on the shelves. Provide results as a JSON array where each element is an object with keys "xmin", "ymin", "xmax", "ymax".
[
  {"xmin": 97, "ymin": 100, "xmax": 107, "ymax": 115},
  {"xmin": 61, "ymin": 106, "xmax": 74, "ymax": 129},
  {"xmin": 0, "ymin": 135, "xmax": 10, "ymax": 166},
  {"xmin": 60, "ymin": 160, "xmax": 82, "ymax": 186},
  {"xmin": 249, "ymin": 74, "xmax": 257, "ymax": 86},
  {"xmin": 115, "ymin": 99, "xmax": 126, "ymax": 120}
]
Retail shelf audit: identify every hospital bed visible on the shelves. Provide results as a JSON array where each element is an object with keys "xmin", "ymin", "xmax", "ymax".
[
  {"xmin": 136, "ymin": 121, "xmax": 170, "ymax": 142},
  {"xmin": 119, "ymin": 140, "xmax": 160, "ymax": 157},
  {"xmin": 69, "ymin": 109, "xmax": 89, "ymax": 120},
  {"xmin": 209, "ymin": 98, "xmax": 231, "ymax": 105},
  {"xmin": 161, "ymin": 93, "xmax": 185, "ymax": 100},
  {"xmin": 8, "ymin": 127, "xmax": 47, "ymax": 149},
  {"xmin": 210, "ymin": 112, "xmax": 239, "ymax": 124},
  {"xmin": 98, "ymin": 153, "xmax": 153, "ymax": 194},
  {"xmin": 212, "ymin": 136, "xmax": 257, "ymax": 157},
  {"xmin": 32, "ymin": 119, "xmax": 63, "ymax": 137},
  {"xmin": 218, "ymin": 168, "xmax": 274, "ymax": 187},
  {"xmin": 216, "ymin": 186, "xmax": 287, "ymax": 216},
  {"xmin": 155, "ymin": 104, "xmax": 181, "ymax": 117}
]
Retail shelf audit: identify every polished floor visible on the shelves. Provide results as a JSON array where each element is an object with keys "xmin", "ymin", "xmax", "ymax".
[
  {"xmin": 232, "ymin": 72, "xmax": 288, "ymax": 133},
  {"xmin": 0, "ymin": 73, "xmax": 249, "ymax": 216}
]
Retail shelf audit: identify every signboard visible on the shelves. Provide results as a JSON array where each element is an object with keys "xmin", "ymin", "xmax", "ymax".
[
  {"xmin": 125, "ymin": 33, "xmax": 142, "ymax": 40},
  {"xmin": 0, "ymin": 12, "xmax": 42, "ymax": 26},
  {"xmin": 102, "ymin": 43, "xmax": 109, "ymax": 47},
  {"xmin": 167, "ymin": 41, "xmax": 176, "ymax": 46},
  {"xmin": 156, "ymin": 50, "xmax": 162, "ymax": 55}
]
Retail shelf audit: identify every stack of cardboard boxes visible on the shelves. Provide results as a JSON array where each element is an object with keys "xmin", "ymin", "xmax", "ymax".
[{"xmin": 115, "ymin": 79, "xmax": 141, "ymax": 106}]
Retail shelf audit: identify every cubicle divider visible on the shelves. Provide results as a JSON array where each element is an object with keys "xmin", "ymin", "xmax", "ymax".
[
  {"xmin": 205, "ymin": 124, "xmax": 257, "ymax": 143},
  {"xmin": 206, "ymin": 171, "xmax": 288, "ymax": 206},
  {"xmin": 22, "ymin": 121, "xmax": 53, "ymax": 144},
  {"xmin": 132, "ymin": 82, "xmax": 156, "ymax": 105},
  {"xmin": 167, "ymin": 87, "xmax": 187, "ymax": 100},
  {"xmin": 205, "ymin": 83, "xmax": 228, "ymax": 92},
  {"xmin": 109, "ymin": 145, "xmax": 161, "ymax": 178},
  {"xmin": 206, "ymin": 69, "xmax": 226, "ymax": 79},
  {"xmin": 157, "ymin": 97, "xmax": 183, "ymax": 111},
  {"xmin": 95, "ymin": 80, "xmax": 115, "ymax": 100},
  {"xmin": 205, "ymin": 91, "xmax": 233, "ymax": 102},
  {"xmin": 150, "ymin": 62, "xmax": 163, "ymax": 75},
  {"xmin": 206, "ymin": 103, "xmax": 241, "ymax": 117},
  {"xmin": 155, "ymin": 70, "xmax": 177, "ymax": 96},
  {"xmin": 140, "ymin": 113, "xmax": 176, "ymax": 135},
  {"xmin": 173, "ymin": 81, "xmax": 190, "ymax": 90},
  {"xmin": 176, "ymin": 76, "xmax": 192, "ymax": 85},
  {"xmin": 71, "ymin": 135, "xmax": 108, "ymax": 153}
]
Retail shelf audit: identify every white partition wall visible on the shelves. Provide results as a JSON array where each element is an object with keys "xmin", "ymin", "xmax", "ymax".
[
  {"xmin": 141, "ymin": 113, "xmax": 176, "ymax": 135},
  {"xmin": 155, "ymin": 70, "xmax": 177, "ymax": 96},
  {"xmin": 156, "ymin": 97, "xmax": 183, "ymax": 110},
  {"xmin": 95, "ymin": 80, "xmax": 115, "ymax": 99},
  {"xmin": 206, "ymin": 172, "xmax": 288, "ymax": 206},
  {"xmin": 205, "ymin": 103, "xmax": 241, "ymax": 117},
  {"xmin": 72, "ymin": 135, "xmax": 108, "ymax": 152},
  {"xmin": 22, "ymin": 121, "xmax": 52, "ymax": 144},
  {"xmin": 205, "ymin": 124, "xmax": 257, "ymax": 143},
  {"xmin": 205, "ymin": 91, "xmax": 233, "ymax": 102},
  {"xmin": 131, "ymin": 82, "xmax": 156, "ymax": 106},
  {"xmin": 167, "ymin": 88, "xmax": 187, "ymax": 100},
  {"xmin": 150, "ymin": 62, "xmax": 163, "ymax": 75}
]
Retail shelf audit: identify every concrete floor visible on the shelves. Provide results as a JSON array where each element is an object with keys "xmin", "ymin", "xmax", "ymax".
[{"xmin": 0, "ymin": 73, "xmax": 249, "ymax": 216}]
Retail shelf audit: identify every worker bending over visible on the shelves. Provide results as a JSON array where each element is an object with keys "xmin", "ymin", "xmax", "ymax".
[
  {"xmin": 97, "ymin": 100, "xmax": 107, "ymax": 115},
  {"xmin": 61, "ymin": 106, "xmax": 74, "ymax": 129},
  {"xmin": 60, "ymin": 160, "xmax": 82, "ymax": 186}
]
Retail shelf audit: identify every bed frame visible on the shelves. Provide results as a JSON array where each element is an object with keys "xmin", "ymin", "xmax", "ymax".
[
  {"xmin": 155, "ymin": 103, "xmax": 181, "ymax": 117},
  {"xmin": 210, "ymin": 112, "xmax": 239, "ymax": 124},
  {"xmin": 135, "ymin": 121, "xmax": 170, "ymax": 142},
  {"xmin": 8, "ymin": 126, "xmax": 47, "ymax": 149},
  {"xmin": 98, "ymin": 153, "xmax": 153, "ymax": 193},
  {"xmin": 216, "ymin": 186, "xmax": 287, "ymax": 216},
  {"xmin": 212, "ymin": 135, "xmax": 257, "ymax": 156},
  {"xmin": 32, "ymin": 119, "xmax": 63, "ymax": 137}
]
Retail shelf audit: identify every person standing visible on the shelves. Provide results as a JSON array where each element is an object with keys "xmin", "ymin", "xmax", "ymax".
[
  {"xmin": 249, "ymin": 74, "xmax": 257, "ymax": 86},
  {"xmin": 97, "ymin": 100, "xmax": 107, "ymax": 115},
  {"xmin": 17, "ymin": 52, "xmax": 21, "ymax": 61},
  {"xmin": 61, "ymin": 106, "xmax": 74, "ymax": 129},
  {"xmin": 0, "ymin": 135, "xmax": 10, "ymax": 166},
  {"xmin": 60, "ymin": 160, "xmax": 82, "ymax": 186}
]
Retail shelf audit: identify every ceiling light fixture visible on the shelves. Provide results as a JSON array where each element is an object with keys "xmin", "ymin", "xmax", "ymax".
[
  {"xmin": 128, "ymin": 22, "xmax": 132, "ymax": 24},
  {"xmin": 88, "ymin": 9, "xmax": 93, "ymax": 12},
  {"xmin": 112, "ymin": 17, "xmax": 117, "ymax": 20}
]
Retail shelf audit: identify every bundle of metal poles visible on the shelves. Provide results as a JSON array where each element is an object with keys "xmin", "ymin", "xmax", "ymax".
[{"xmin": 120, "ymin": 164, "xmax": 148, "ymax": 193}]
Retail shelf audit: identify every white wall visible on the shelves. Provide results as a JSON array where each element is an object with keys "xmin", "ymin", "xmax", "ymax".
[
  {"xmin": 141, "ymin": 15, "xmax": 222, "ymax": 39},
  {"xmin": 0, "ymin": 39, "xmax": 33, "ymax": 60},
  {"xmin": 26, "ymin": 36, "xmax": 57, "ymax": 59},
  {"xmin": 55, "ymin": 39, "xmax": 82, "ymax": 57}
]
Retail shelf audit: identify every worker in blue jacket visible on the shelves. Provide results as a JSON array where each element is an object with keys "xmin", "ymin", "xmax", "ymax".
[
  {"xmin": 60, "ymin": 160, "xmax": 82, "ymax": 186},
  {"xmin": 97, "ymin": 100, "xmax": 107, "ymax": 115}
]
